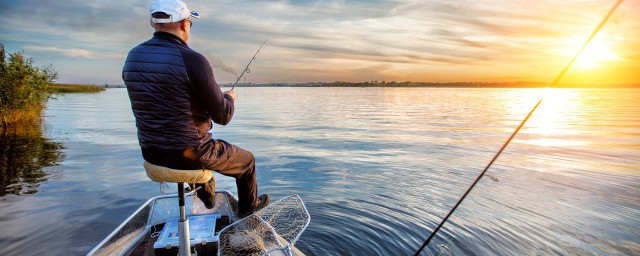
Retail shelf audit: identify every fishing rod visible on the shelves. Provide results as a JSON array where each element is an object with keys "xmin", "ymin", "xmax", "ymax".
[
  {"xmin": 413, "ymin": 0, "xmax": 624, "ymax": 255},
  {"xmin": 230, "ymin": 39, "xmax": 268, "ymax": 90}
]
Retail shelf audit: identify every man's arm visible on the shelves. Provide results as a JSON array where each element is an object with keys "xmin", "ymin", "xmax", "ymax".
[{"xmin": 183, "ymin": 50, "xmax": 235, "ymax": 125}]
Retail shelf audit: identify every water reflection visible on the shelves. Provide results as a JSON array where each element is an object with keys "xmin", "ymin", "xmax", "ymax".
[
  {"xmin": 0, "ymin": 122, "xmax": 64, "ymax": 196},
  {"xmin": 499, "ymin": 88, "xmax": 586, "ymax": 147}
]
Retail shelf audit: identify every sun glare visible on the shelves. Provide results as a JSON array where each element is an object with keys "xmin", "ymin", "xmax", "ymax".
[{"xmin": 567, "ymin": 35, "xmax": 621, "ymax": 70}]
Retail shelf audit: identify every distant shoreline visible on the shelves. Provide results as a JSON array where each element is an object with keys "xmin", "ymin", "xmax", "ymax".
[
  {"xmin": 53, "ymin": 84, "xmax": 105, "ymax": 93},
  {"xmin": 222, "ymin": 82, "xmax": 640, "ymax": 88},
  {"xmin": 100, "ymin": 83, "xmax": 640, "ymax": 89}
]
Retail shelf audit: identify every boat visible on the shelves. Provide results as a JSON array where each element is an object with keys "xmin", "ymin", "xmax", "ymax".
[{"xmin": 87, "ymin": 190, "xmax": 310, "ymax": 256}]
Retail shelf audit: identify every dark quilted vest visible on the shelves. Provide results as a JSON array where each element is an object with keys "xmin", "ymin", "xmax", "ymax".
[{"xmin": 123, "ymin": 37, "xmax": 200, "ymax": 150}]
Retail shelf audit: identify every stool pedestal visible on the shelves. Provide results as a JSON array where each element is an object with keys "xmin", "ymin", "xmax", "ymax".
[{"xmin": 178, "ymin": 183, "xmax": 191, "ymax": 256}]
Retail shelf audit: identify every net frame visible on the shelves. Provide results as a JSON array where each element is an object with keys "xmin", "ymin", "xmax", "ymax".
[{"xmin": 218, "ymin": 195, "xmax": 310, "ymax": 256}]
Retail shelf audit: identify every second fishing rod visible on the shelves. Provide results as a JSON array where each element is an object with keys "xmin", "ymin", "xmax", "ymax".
[{"xmin": 413, "ymin": 0, "xmax": 624, "ymax": 255}]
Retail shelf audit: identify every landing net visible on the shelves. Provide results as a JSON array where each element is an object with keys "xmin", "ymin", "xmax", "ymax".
[{"xmin": 218, "ymin": 195, "xmax": 310, "ymax": 256}]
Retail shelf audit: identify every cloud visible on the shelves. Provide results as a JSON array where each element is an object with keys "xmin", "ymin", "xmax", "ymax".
[
  {"xmin": 22, "ymin": 46, "xmax": 125, "ymax": 59},
  {"xmin": 1, "ymin": 0, "xmax": 638, "ymax": 84},
  {"xmin": 23, "ymin": 46, "xmax": 96, "ymax": 58}
]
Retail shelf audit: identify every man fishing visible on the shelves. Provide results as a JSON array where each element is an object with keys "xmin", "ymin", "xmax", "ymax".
[{"xmin": 122, "ymin": 0, "xmax": 269, "ymax": 217}]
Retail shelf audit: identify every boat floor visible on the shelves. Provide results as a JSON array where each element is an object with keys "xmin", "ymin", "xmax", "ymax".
[
  {"xmin": 129, "ymin": 218, "xmax": 231, "ymax": 256},
  {"xmin": 129, "ymin": 228, "xmax": 159, "ymax": 256}
]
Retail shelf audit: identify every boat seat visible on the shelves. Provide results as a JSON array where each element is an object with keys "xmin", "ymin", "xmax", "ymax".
[{"xmin": 144, "ymin": 161, "xmax": 213, "ymax": 184}]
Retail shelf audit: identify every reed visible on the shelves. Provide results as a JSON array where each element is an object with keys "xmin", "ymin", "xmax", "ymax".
[
  {"xmin": 52, "ymin": 84, "xmax": 105, "ymax": 93},
  {"xmin": 0, "ymin": 43, "xmax": 57, "ymax": 128}
]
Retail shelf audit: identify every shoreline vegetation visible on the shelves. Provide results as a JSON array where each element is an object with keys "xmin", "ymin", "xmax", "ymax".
[
  {"xmin": 1, "ymin": 44, "xmax": 56, "ymax": 128},
  {"xmin": 224, "ymin": 81, "xmax": 640, "ymax": 88},
  {"xmin": 52, "ymin": 84, "xmax": 105, "ymax": 93}
]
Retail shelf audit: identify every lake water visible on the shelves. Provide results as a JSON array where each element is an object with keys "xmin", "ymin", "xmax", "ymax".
[{"xmin": 0, "ymin": 87, "xmax": 638, "ymax": 255}]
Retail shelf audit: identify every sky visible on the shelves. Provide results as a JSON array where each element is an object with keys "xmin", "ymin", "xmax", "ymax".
[{"xmin": 0, "ymin": 0, "xmax": 639, "ymax": 85}]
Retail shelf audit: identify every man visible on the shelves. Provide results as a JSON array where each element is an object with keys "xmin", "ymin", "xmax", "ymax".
[{"xmin": 122, "ymin": 0, "xmax": 269, "ymax": 217}]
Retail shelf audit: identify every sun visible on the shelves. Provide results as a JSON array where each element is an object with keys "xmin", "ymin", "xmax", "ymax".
[{"xmin": 567, "ymin": 35, "xmax": 621, "ymax": 70}]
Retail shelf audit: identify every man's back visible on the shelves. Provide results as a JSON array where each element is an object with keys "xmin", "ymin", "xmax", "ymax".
[{"xmin": 123, "ymin": 32, "xmax": 233, "ymax": 152}]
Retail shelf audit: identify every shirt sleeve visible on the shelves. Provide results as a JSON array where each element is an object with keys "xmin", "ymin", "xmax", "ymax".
[{"xmin": 181, "ymin": 48, "xmax": 235, "ymax": 125}]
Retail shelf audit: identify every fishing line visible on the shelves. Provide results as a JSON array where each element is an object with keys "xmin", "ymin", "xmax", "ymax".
[
  {"xmin": 230, "ymin": 39, "xmax": 268, "ymax": 90},
  {"xmin": 413, "ymin": 0, "xmax": 624, "ymax": 255}
]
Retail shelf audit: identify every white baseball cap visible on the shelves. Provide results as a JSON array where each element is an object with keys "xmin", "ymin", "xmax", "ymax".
[{"xmin": 149, "ymin": 0, "xmax": 200, "ymax": 23}]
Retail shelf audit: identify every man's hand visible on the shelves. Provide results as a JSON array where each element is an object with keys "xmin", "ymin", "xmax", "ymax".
[{"xmin": 224, "ymin": 90, "xmax": 237, "ymax": 101}]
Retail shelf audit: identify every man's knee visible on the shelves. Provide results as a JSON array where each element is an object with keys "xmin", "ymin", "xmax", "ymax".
[
  {"xmin": 238, "ymin": 151, "xmax": 255, "ymax": 178},
  {"xmin": 245, "ymin": 152, "xmax": 255, "ymax": 171},
  {"xmin": 248, "ymin": 151, "xmax": 255, "ymax": 164}
]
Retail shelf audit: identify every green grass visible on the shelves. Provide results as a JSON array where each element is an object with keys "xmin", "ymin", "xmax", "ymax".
[{"xmin": 52, "ymin": 84, "xmax": 105, "ymax": 93}]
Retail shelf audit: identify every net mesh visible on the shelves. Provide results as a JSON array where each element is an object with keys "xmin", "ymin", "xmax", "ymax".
[{"xmin": 218, "ymin": 195, "xmax": 310, "ymax": 256}]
